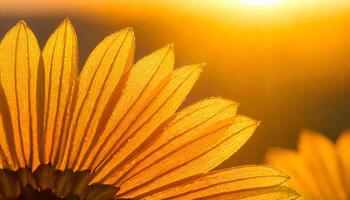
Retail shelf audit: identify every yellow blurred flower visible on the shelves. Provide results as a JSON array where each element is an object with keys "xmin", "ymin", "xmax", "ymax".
[
  {"xmin": 0, "ymin": 19, "xmax": 298, "ymax": 199},
  {"xmin": 266, "ymin": 130, "xmax": 350, "ymax": 199}
]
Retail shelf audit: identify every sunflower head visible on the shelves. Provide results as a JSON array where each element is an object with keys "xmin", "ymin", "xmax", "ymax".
[{"xmin": 0, "ymin": 19, "xmax": 298, "ymax": 199}]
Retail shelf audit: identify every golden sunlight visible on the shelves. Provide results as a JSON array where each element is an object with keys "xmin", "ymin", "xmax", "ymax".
[{"xmin": 240, "ymin": 0, "xmax": 281, "ymax": 6}]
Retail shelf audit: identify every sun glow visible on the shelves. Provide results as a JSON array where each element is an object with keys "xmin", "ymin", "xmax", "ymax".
[{"xmin": 241, "ymin": 0, "xmax": 281, "ymax": 6}]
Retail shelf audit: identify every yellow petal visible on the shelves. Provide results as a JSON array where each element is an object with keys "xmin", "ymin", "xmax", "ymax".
[
  {"xmin": 55, "ymin": 82, "xmax": 77, "ymax": 170},
  {"xmin": 203, "ymin": 186, "xmax": 299, "ymax": 200},
  {"xmin": 113, "ymin": 97, "xmax": 238, "ymax": 185},
  {"xmin": 57, "ymin": 27, "xmax": 135, "ymax": 169},
  {"xmin": 298, "ymin": 131, "xmax": 347, "ymax": 199},
  {"xmin": 80, "ymin": 45, "xmax": 174, "ymax": 171},
  {"xmin": 0, "ymin": 148, "xmax": 6, "ymax": 169},
  {"xmin": 0, "ymin": 85, "xmax": 18, "ymax": 169},
  {"xmin": 91, "ymin": 64, "xmax": 202, "ymax": 183},
  {"xmin": 337, "ymin": 131, "xmax": 350, "ymax": 197},
  {"xmin": 85, "ymin": 185, "xmax": 119, "ymax": 200},
  {"xmin": 41, "ymin": 19, "xmax": 78, "ymax": 166},
  {"xmin": 141, "ymin": 166, "xmax": 290, "ymax": 199},
  {"xmin": 0, "ymin": 21, "xmax": 42, "ymax": 169},
  {"xmin": 117, "ymin": 115, "xmax": 258, "ymax": 197}
]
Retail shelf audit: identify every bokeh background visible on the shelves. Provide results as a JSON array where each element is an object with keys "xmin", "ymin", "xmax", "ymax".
[{"xmin": 1, "ymin": 0, "xmax": 350, "ymax": 169}]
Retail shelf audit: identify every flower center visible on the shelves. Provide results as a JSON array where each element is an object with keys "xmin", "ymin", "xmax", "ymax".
[
  {"xmin": 18, "ymin": 185, "xmax": 79, "ymax": 200},
  {"xmin": 0, "ymin": 164, "xmax": 119, "ymax": 199}
]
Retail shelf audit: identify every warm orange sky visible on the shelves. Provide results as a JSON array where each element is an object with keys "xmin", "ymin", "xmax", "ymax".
[{"xmin": 2, "ymin": 0, "xmax": 350, "ymax": 17}]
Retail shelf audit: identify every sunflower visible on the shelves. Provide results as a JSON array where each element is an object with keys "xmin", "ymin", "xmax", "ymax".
[
  {"xmin": 266, "ymin": 130, "xmax": 350, "ymax": 199},
  {"xmin": 0, "ymin": 19, "xmax": 298, "ymax": 200}
]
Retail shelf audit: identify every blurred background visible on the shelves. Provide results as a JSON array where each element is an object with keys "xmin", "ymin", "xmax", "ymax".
[{"xmin": 1, "ymin": 0, "xmax": 350, "ymax": 169}]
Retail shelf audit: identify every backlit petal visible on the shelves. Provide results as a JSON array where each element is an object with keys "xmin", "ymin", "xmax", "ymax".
[
  {"xmin": 92, "ymin": 64, "xmax": 201, "ymax": 183},
  {"xmin": 112, "ymin": 97, "xmax": 238, "ymax": 185},
  {"xmin": 202, "ymin": 186, "xmax": 299, "ymax": 200},
  {"xmin": 84, "ymin": 45, "xmax": 174, "ymax": 172},
  {"xmin": 58, "ymin": 28, "xmax": 135, "ymax": 169},
  {"xmin": 141, "ymin": 166, "xmax": 292, "ymax": 199},
  {"xmin": 0, "ymin": 21, "xmax": 42, "ymax": 169},
  {"xmin": 117, "ymin": 114, "xmax": 258, "ymax": 197},
  {"xmin": 42, "ymin": 19, "xmax": 78, "ymax": 166}
]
